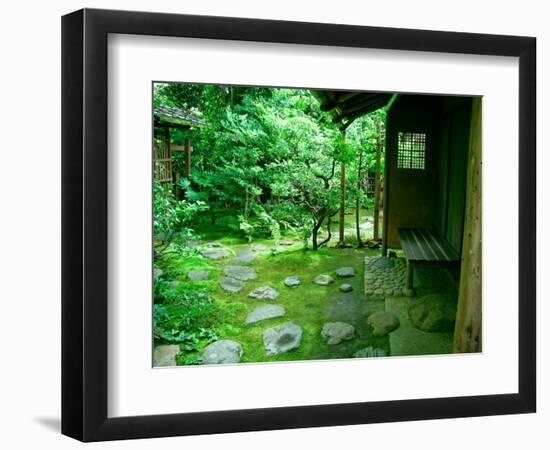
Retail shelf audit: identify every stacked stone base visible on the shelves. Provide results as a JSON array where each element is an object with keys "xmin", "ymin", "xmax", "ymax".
[{"xmin": 364, "ymin": 256, "xmax": 407, "ymax": 299}]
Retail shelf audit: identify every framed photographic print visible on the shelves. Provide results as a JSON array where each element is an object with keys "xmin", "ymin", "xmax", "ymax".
[{"xmin": 61, "ymin": 8, "xmax": 536, "ymax": 442}]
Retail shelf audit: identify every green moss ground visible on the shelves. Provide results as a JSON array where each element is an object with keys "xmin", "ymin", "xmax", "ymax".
[{"xmin": 156, "ymin": 228, "xmax": 393, "ymax": 365}]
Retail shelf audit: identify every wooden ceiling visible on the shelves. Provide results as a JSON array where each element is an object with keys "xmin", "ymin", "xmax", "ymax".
[{"xmin": 312, "ymin": 90, "xmax": 395, "ymax": 130}]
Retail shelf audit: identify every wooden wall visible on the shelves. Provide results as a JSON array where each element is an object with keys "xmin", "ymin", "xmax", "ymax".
[
  {"xmin": 384, "ymin": 95, "xmax": 472, "ymax": 252},
  {"xmin": 384, "ymin": 95, "xmax": 440, "ymax": 248}
]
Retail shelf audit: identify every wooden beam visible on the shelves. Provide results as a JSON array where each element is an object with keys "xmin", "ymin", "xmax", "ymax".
[
  {"xmin": 454, "ymin": 98, "xmax": 482, "ymax": 353},
  {"xmin": 373, "ymin": 118, "xmax": 382, "ymax": 241}
]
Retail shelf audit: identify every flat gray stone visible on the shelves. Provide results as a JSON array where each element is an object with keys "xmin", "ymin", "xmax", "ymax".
[
  {"xmin": 279, "ymin": 239, "xmax": 294, "ymax": 246},
  {"xmin": 219, "ymin": 277, "xmax": 245, "ymax": 293},
  {"xmin": 284, "ymin": 276, "xmax": 301, "ymax": 287},
  {"xmin": 202, "ymin": 340, "xmax": 243, "ymax": 364},
  {"xmin": 353, "ymin": 346, "xmax": 388, "ymax": 358},
  {"xmin": 223, "ymin": 265, "xmax": 257, "ymax": 281},
  {"xmin": 248, "ymin": 286, "xmax": 279, "ymax": 301},
  {"xmin": 153, "ymin": 268, "xmax": 163, "ymax": 279},
  {"xmin": 251, "ymin": 244, "xmax": 269, "ymax": 252},
  {"xmin": 409, "ymin": 294, "xmax": 457, "ymax": 332},
  {"xmin": 230, "ymin": 251, "xmax": 256, "ymax": 264},
  {"xmin": 339, "ymin": 283, "xmax": 353, "ymax": 293},
  {"xmin": 335, "ymin": 267, "xmax": 355, "ymax": 277},
  {"xmin": 313, "ymin": 274, "xmax": 335, "ymax": 286},
  {"xmin": 204, "ymin": 242, "xmax": 223, "ymax": 248},
  {"xmin": 201, "ymin": 248, "xmax": 230, "ymax": 260},
  {"xmin": 153, "ymin": 344, "xmax": 179, "ymax": 367},
  {"xmin": 373, "ymin": 257, "xmax": 395, "ymax": 269},
  {"xmin": 168, "ymin": 280, "xmax": 181, "ymax": 288},
  {"xmin": 187, "ymin": 269, "xmax": 209, "ymax": 281},
  {"xmin": 246, "ymin": 304, "xmax": 285, "ymax": 324},
  {"xmin": 263, "ymin": 322, "xmax": 303, "ymax": 356},
  {"xmin": 367, "ymin": 311, "xmax": 400, "ymax": 336},
  {"xmin": 321, "ymin": 322, "xmax": 355, "ymax": 345}
]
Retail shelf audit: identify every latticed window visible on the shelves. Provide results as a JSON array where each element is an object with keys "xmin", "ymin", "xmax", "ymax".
[
  {"xmin": 153, "ymin": 139, "xmax": 172, "ymax": 183},
  {"xmin": 397, "ymin": 132, "xmax": 426, "ymax": 170}
]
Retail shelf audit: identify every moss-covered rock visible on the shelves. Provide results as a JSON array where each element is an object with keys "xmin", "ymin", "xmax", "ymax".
[{"xmin": 408, "ymin": 294, "xmax": 457, "ymax": 332}]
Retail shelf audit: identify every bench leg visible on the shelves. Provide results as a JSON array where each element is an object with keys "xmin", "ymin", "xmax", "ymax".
[
  {"xmin": 406, "ymin": 261, "xmax": 414, "ymax": 292},
  {"xmin": 403, "ymin": 262, "xmax": 415, "ymax": 297}
]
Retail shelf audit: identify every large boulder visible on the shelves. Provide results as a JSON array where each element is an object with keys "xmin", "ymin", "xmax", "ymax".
[
  {"xmin": 187, "ymin": 269, "xmax": 209, "ymax": 281},
  {"xmin": 353, "ymin": 346, "xmax": 388, "ymax": 358},
  {"xmin": 321, "ymin": 322, "xmax": 355, "ymax": 345},
  {"xmin": 335, "ymin": 267, "xmax": 355, "ymax": 278},
  {"xmin": 246, "ymin": 304, "xmax": 286, "ymax": 325},
  {"xmin": 202, "ymin": 340, "xmax": 243, "ymax": 364},
  {"xmin": 153, "ymin": 344, "xmax": 179, "ymax": 367},
  {"xmin": 248, "ymin": 286, "xmax": 279, "ymax": 301},
  {"xmin": 263, "ymin": 322, "xmax": 303, "ymax": 356},
  {"xmin": 313, "ymin": 274, "xmax": 335, "ymax": 286},
  {"xmin": 409, "ymin": 293, "xmax": 457, "ymax": 332},
  {"xmin": 367, "ymin": 311, "xmax": 400, "ymax": 336},
  {"xmin": 223, "ymin": 265, "xmax": 257, "ymax": 281},
  {"xmin": 219, "ymin": 277, "xmax": 245, "ymax": 293}
]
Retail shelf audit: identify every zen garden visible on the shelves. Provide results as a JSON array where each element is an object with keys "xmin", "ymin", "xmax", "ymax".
[{"xmin": 152, "ymin": 83, "xmax": 482, "ymax": 367}]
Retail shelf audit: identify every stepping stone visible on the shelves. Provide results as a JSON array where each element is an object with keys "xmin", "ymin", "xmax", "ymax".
[
  {"xmin": 223, "ymin": 265, "xmax": 257, "ymax": 281},
  {"xmin": 339, "ymin": 283, "xmax": 353, "ymax": 293},
  {"xmin": 246, "ymin": 304, "xmax": 285, "ymax": 324},
  {"xmin": 321, "ymin": 322, "xmax": 355, "ymax": 345},
  {"xmin": 248, "ymin": 286, "xmax": 279, "ymax": 300},
  {"xmin": 373, "ymin": 257, "xmax": 395, "ymax": 269},
  {"xmin": 263, "ymin": 322, "xmax": 303, "ymax": 356},
  {"xmin": 313, "ymin": 274, "xmax": 335, "ymax": 286},
  {"xmin": 204, "ymin": 242, "xmax": 223, "ymax": 248},
  {"xmin": 408, "ymin": 293, "xmax": 457, "ymax": 332},
  {"xmin": 284, "ymin": 276, "xmax": 301, "ymax": 287},
  {"xmin": 230, "ymin": 251, "xmax": 256, "ymax": 264},
  {"xmin": 367, "ymin": 311, "xmax": 400, "ymax": 336},
  {"xmin": 219, "ymin": 277, "xmax": 245, "ymax": 293},
  {"xmin": 251, "ymin": 244, "xmax": 269, "ymax": 252},
  {"xmin": 187, "ymin": 269, "xmax": 209, "ymax": 281},
  {"xmin": 168, "ymin": 280, "xmax": 181, "ymax": 288},
  {"xmin": 278, "ymin": 239, "xmax": 294, "ymax": 246},
  {"xmin": 153, "ymin": 268, "xmax": 163, "ymax": 279},
  {"xmin": 153, "ymin": 344, "xmax": 180, "ymax": 367},
  {"xmin": 353, "ymin": 346, "xmax": 388, "ymax": 358},
  {"xmin": 201, "ymin": 248, "xmax": 230, "ymax": 260},
  {"xmin": 336, "ymin": 267, "xmax": 355, "ymax": 277},
  {"xmin": 202, "ymin": 340, "xmax": 243, "ymax": 364}
]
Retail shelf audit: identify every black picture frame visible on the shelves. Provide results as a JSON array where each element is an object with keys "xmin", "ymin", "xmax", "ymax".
[{"xmin": 61, "ymin": 8, "xmax": 536, "ymax": 442}]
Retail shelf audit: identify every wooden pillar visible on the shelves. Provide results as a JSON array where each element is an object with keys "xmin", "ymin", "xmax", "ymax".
[
  {"xmin": 373, "ymin": 118, "xmax": 382, "ymax": 241},
  {"xmin": 338, "ymin": 130, "xmax": 346, "ymax": 245},
  {"xmin": 381, "ymin": 115, "xmax": 391, "ymax": 257},
  {"xmin": 454, "ymin": 98, "xmax": 482, "ymax": 353},
  {"xmin": 184, "ymin": 137, "xmax": 191, "ymax": 178},
  {"xmin": 163, "ymin": 128, "xmax": 172, "ymax": 183}
]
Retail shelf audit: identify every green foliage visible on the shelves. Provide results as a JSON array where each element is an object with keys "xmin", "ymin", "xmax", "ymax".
[{"xmin": 153, "ymin": 291, "xmax": 220, "ymax": 352}]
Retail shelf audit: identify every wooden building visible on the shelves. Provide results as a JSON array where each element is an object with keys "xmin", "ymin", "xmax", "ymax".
[
  {"xmin": 153, "ymin": 104, "xmax": 209, "ymax": 183},
  {"xmin": 315, "ymin": 90, "xmax": 482, "ymax": 353}
]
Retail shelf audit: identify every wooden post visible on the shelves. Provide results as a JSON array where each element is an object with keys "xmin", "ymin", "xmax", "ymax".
[
  {"xmin": 373, "ymin": 118, "xmax": 382, "ymax": 241},
  {"xmin": 184, "ymin": 137, "xmax": 191, "ymax": 178},
  {"xmin": 338, "ymin": 130, "xmax": 346, "ymax": 245},
  {"xmin": 454, "ymin": 98, "xmax": 482, "ymax": 353}
]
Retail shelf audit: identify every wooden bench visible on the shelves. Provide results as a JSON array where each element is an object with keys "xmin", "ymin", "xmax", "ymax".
[{"xmin": 398, "ymin": 227, "xmax": 460, "ymax": 292}]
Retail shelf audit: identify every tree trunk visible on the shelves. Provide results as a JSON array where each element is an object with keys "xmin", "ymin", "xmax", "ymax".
[
  {"xmin": 454, "ymin": 98, "xmax": 482, "ymax": 353},
  {"xmin": 319, "ymin": 216, "xmax": 333, "ymax": 248},
  {"xmin": 373, "ymin": 119, "xmax": 382, "ymax": 241},
  {"xmin": 355, "ymin": 146, "xmax": 364, "ymax": 247},
  {"xmin": 338, "ymin": 130, "xmax": 347, "ymax": 245},
  {"xmin": 312, "ymin": 220, "xmax": 322, "ymax": 250}
]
